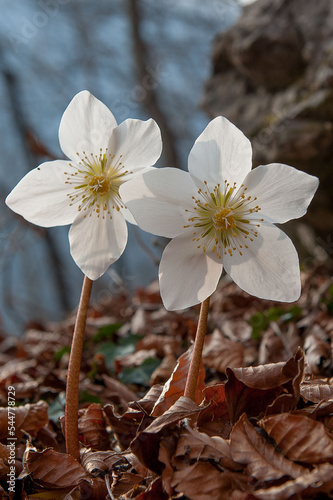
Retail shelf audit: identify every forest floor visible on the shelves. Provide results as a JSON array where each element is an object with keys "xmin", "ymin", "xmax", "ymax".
[{"xmin": 0, "ymin": 260, "xmax": 333, "ymax": 499}]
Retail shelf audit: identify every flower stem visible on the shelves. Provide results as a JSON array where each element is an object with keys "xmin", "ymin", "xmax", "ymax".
[
  {"xmin": 65, "ymin": 275, "xmax": 93, "ymax": 461},
  {"xmin": 184, "ymin": 296, "xmax": 210, "ymax": 401}
]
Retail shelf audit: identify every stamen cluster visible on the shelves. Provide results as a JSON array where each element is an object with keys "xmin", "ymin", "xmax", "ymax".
[
  {"xmin": 65, "ymin": 149, "xmax": 130, "ymax": 219},
  {"xmin": 185, "ymin": 180, "xmax": 263, "ymax": 258}
]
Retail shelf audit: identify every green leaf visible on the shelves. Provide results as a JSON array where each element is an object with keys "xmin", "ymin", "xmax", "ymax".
[
  {"xmin": 47, "ymin": 392, "xmax": 66, "ymax": 421},
  {"xmin": 249, "ymin": 311, "xmax": 267, "ymax": 339},
  {"xmin": 54, "ymin": 345, "xmax": 71, "ymax": 362},
  {"xmin": 79, "ymin": 391, "xmax": 102, "ymax": 405},
  {"xmin": 92, "ymin": 322, "xmax": 123, "ymax": 342},
  {"xmin": 119, "ymin": 358, "xmax": 161, "ymax": 386},
  {"xmin": 96, "ymin": 334, "xmax": 141, "ymax": 372}
]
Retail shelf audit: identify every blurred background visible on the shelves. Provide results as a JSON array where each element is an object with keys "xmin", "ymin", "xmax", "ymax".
[
  {"xmin": 2, "ymin": 0, "xmax": 332, "ymax": 336},
  {"xmin": 0, "ymin": 0, "xmax": 245, "ymax": 334}
]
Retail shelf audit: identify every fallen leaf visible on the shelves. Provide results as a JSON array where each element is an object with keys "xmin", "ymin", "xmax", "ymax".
[
  {"xmin": 230, "ymin": 414, "xmax": 307, "ymax": 481},
  {"xmin": 253, "ymin": 463, "xmax": 333, "ymax": 499},
  {"xmin": 151, "ymin": 347, "xmax": 205, "ymax": 417},
  {"xmin": 78, "ymin": 403, "xmax": 110, "ymax": 450},
  {"xmin": 171, "ymin": 462, "xmax": 245, "ymax": 500},
  {"xmin": 203, "ymin": 329, "xmax": 244, "ymax": 374},
  {"xmin": 0, "ymin": 401, "xmax": 48, "ymax": 439},
  {"xmin": 258, "ymin": 413, "xmax": 333, "ymax": 463},
  {"xmin": 300, "ymin": 378, "xmax": 333, "ymax": 403},
  {"xmin": 23, "ymin": 444, "xmax": 91, "ymax": 489}
]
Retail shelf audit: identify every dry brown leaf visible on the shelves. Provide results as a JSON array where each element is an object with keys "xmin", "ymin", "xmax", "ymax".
[
  {"xmin": 111, "ymin": 471, "xmax": 145, "ymax": 497},
  {"xmin": 78, "ymin": 403, "xmax": 109, "ymax": 450},
  {"xmin": 197, "ymin": 384, "xmax": 230, "ymax": 437},
  {"xmin": 150, "ymin": 352, "xmax": 177, "ymax": 385},
  {"xmin": 102, "ymin": 374, "xmax": 138, "ymax": 405},
  {"xmin": 203, "ymin": 328, "xmax": 244, "ymax": 373},
  {"xmin": 304, "ymin": 324, "xmax": 332, "ymax": 376},
  {"xmin": 171, "ymin": 462, "xmax": 245, "ymax": 500},
  {"xmin": 104, "ymin": 404, "xmax": 147, "ymax": 450},
  {"xmin": 136, "ymin": 333, "xmax": 182, "ymax": 358},
  {"xmin": 253, "ymin": 463, "xmax": 333, "ymax": 500},
  {"xmin": 258, "ymin": 413, "xmax": 333, "ymax": 463},
  {"xmin": 128, "ymin": 384, "xmax": 164, "ymax": 414},
  {"xmin": 151, "ymin": 347, "xmax": 205, "ymax": 417},
  {"xmin": 230, "ymin": 414, "xmax": 307, "ymax": 481},
  {"xmin": 300, "ymin": 379, "xmax": 333, "ymax": 402},
  {"xmin": 23, "ymin": 444, "xmax": 91, "ymax": 489},
  {"xmin": 174, "ymin": 425, "xmax": 239, "ymax": 471},
  {"xmin": 0, "ymin": 401, "xmax": 48, "ymax": 439},
  {"xmin": 131, "ymin": 397, "xmax": 200, "ymax": 474}
]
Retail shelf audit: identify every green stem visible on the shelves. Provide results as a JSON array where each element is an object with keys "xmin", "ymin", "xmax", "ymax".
[
  {"xmin": 184, "ymin": 296, "xmax": 210, "ymax": 401},
  {"xmin": 65, "ymin": 275, "xmax": 93, "ymax": 461}
]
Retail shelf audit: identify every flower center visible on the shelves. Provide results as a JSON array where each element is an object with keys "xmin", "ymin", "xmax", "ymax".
[
  {"xmin": 184, "ymin": 180, "xmax": 264, "ymax": 258},
  {"xmin": 213, "ymin": 208, "xmax": 236, "ymax": 231},
  {"xmin": 65, "ymin": 149, "xmax": 131, "ymax": 218},
  {"xmin": 88, "ymin": 175, "xmax": 111, "ymax": 196}
]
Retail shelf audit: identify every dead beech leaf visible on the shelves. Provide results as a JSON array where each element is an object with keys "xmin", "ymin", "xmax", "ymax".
[
  {"xmin": 104, "ymin": 404, "xmax": 147, "ymax": 450},
  {"xmin": 174, "ymin": 425, "xmax": 239, "ymax": 471},
  {"xmin": 78, "ymin": 403, "xmax": 109, "ymax": 450},
  {"xmin": 253, "ymin": 463, "xmax": 333, "ymax": 500},
  {"xmin": 80, "ymin": 449, "xmax": 129, "ymax": 476},
  {"xmin": 23, "ymin": 446, "xmax": 91, "ymax": 489},
  {"xmin": 203, "ymin": 329, "xmax": 244, "ymax": 374},
  {"xmin": 171, "ymin": 462, "xmax": 245, "ymax": 500},
  {"xmin": 128, "ymin": 384, "xmax": 164, "ymax": 414},
  {"xmin": 111, "ymin": 471, "xmax": 145, "ymax": 497},
  {"xmin": 197, "ymin": 384, "xmax": 230, "ymax": 437},
  {"xmin": 0, "ymin": 401, "xmax": 48, "ymax": 439},
  {"xmin": 151, "ymin": 347, "xmax": 205, "ymax": 417},
  {"xmin": 304, "ymin": 324, "xmax": 332, "ymax": 375},
  {"xmin": 102, "ymin": 374, "xmax": 138, "ymax": 406},
  {"xmin": 258, "ymin": 413, "xmax": 333, "ymax": 463},
  {"xmin": 230, "ymin": 414, "xmax": 306, "ymax": 481},
  {"xmin": 131, "ymin": 397, "xmax": 200, "ymax": 474},
  {"xmin": 226, "ymin": 349, "xmax": 304, "ymax": 422},
  {"xmin": 300, "ymin": 379, "xmax": 333, "ymax": 403},
  {"xmin": 150, "ymin": 352, "xmax": 177, "ymax": 385}
]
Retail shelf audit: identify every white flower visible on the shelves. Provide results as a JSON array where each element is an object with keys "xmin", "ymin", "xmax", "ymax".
[
  {"xmin": 120, "ymin": 116, "xmax": 319, "ymax": 310},
  {"xmin": 6, "ymin": 91, "xmax": 162, "ymax": 280}
]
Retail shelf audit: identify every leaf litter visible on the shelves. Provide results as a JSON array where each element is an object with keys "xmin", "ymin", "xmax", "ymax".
[{"xmin": 1, "ymin": 263, "xmax": 333, "ymax": 498}]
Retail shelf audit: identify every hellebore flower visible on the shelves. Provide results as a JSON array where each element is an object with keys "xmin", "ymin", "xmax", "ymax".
[
  {"xmin": 120, "ymin": 116, "xmax": 319, "ymax": 310},
  {"xmin": 6, "ymin": 90, "xmax": 162, "ymax": 280}
]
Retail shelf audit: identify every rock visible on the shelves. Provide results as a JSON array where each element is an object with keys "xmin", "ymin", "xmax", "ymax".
[{"xmin": 202, "ymin": 0, "xmax": 333, "ymax": 248}]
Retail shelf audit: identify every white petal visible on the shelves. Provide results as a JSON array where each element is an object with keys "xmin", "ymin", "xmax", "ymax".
[
  {"xmin": 120, "ymin": 167, "xmax": 197, "ymax": 238},
  {"xmin": 59, "ymin": 91, "xmax": 117, "ymax": 161},
  {"xmin": 224, "ymin": 224, "xmax": 301, "ymax": 302},
  {"xmin": 69, "ymin": 208, "xmax": 128, "ymax": 280},
  {"xmin": 159, "ymin": 233, "xmax": 223, "ymax": 310},
  {"xmin": 5, "ymin": 161, "xmax": 78, "ymax": 227},
  {"xmin": 109, "ymin": 118, "xmax": 162, "ymax": 172},
  {"xmin": 188, "ymin": 116, "xmax": 252, "ymax": 189},
  {"xmin": 243, "ymin": 163, "xmax": 319, "ymax": 223}
]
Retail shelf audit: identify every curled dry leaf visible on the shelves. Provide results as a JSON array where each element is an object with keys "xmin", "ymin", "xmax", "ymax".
[
  {"xmin": 203, "ymin": 329, "xmax": 244, "ymax": 374},
  {"xmin": 104, "ymin": 404, "xmax": 148, "ymax": 450},
  {"xmin": 304, "ymin": 324, "xmax": 333, "ymax": 376},
  {"xmin": 111, "ymin": 471, "xmax": 145, "ymax": 497},
  {"xmin": 171, "ymin": 462, "xmax": 245, "ymax": 500},
  {"xmin": 300, "ymin": 378, "xmax": 333, "ymax": 403},
  {"xmin": 151, "ymin": 347, "xmax": 205, "ymax": 417},
  {"xmin": 258, "ymin": 413, "xmax": 333, "ymax": 463},
  {"xmin": 197, "ymin": 384, "xmax": 230, "ymax": 438},
  {"xmin": 225, "ymin": 349, "xmax": 304, "ymax": 423},
  {"xmin": 0, "ymin": 401, "xmax": 48, "ymax": 439},
  {"xmin": 253, "ymin": 463, "xmax": 333, "ymax": 500},
  {"xmin": 230, "ymin": 414, "xmax": 307, "ymax": 481},
  {"xmin": 78, "ymin": 403, "xmax": 110, "ymax": 450},
  {"xmin": 102, "ymin": 374, "xmax": 138, "ymax": 406},
  {"xmin": 150, "ymin": 352, "xmax": 177, "ymax": 385},
  {"xmin": 131, "ymin": 397, "xmax": 201, "ymax": 474},
  {"xmin": 174, "ymin": 425, "xmax": 239, "ymax": 471},
  {"xmin": 23, "ymin": 444, "xmax": 91, "ymax": 489}
]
